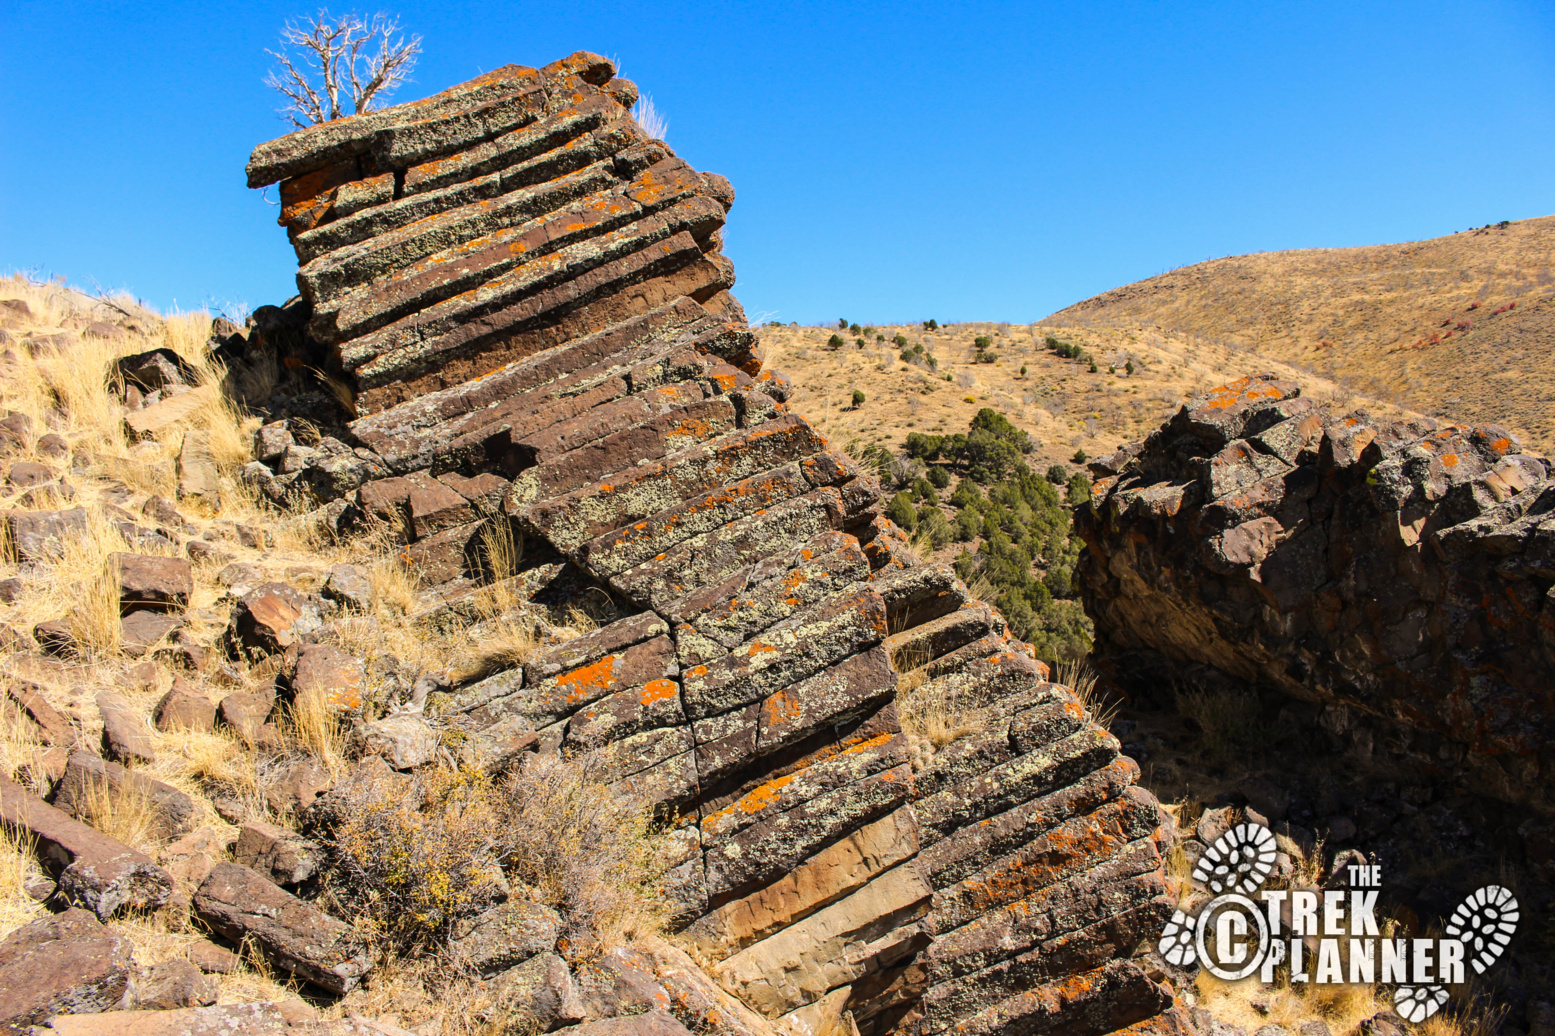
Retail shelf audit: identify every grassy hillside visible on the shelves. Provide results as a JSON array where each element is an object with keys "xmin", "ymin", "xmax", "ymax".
[{"xmin": 1044, "ymin": 214, "xmax": 1555, "ymax": 452}]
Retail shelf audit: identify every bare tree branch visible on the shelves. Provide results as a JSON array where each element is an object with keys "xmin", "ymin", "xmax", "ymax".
[{"xmin": 263, "ymin": 10, "xmax": 422, "ymax": 127}]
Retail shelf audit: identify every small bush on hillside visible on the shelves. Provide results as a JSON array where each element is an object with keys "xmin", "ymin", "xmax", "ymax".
[
  {"xmin": 855, "ymin": 337, "xmax": 866, "ymax": 347},
  {"xmin": 849, "ymin": 323, "xmax": 862, "ymax": 334},
  {"xmin": 893, "ymin": 334, "xmax": 908, "ymax": 348},
  {"xmin": 1046, "ymin": 464, "xmax": 1068, "ymax": 484},
  {"xmin": 886, "ymin": 492, "xmax": 918, "ymax": 531},
  {"xmin": 828, "ymin": 334, "xmax": 845, "ymax": 349},
  {"xmin": 974, "ymin": 336, "xmax": 992, "ymax": 351},
  {"xmin": 923, "ymin": 319, "xmax": 938, "ymax": 330},
  {"xmin": 899, "ymin": 348, "xmax": 914, "ymax": 363},
  {"xmin": 1072, "ymin": 449, "xmax": 1088, "ymax": 464},
  {"xmin": 1125, "ymin": 359, "xmax": 1135, "ymax": 375},
  {"xmin": 926, "ymin": 466, "xmax": 951, "ymax": 489},
  {"xmin": 976, "ymin": 351, "xmax": 998, "ymax": 364},
  {"xmin": 838, "ymin": 318, "xmax": 848, "ymax": 329},
  {"xmin": 851, "ymin": 389, "xmax": 865, "ymax": 408},
  {"xmin": 1066, "ymin": 474, "xmax": 1092, "ymax": 507}
]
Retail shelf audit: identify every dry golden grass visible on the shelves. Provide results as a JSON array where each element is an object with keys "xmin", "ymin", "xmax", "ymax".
[
  {"xmin": 758, "ymin": 320, "xmax": 1413, "ymax": 486},
  {"xmin": 1046, "ymin": 214, "xmax": 1555, "ymax": 453},
  {"xmin": 0, "ymin": 822, "xmax": 46, "ymax": 938}
]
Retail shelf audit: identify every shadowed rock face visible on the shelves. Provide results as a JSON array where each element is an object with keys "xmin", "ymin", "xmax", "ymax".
[
  {"xmin": 246, "ymin": 53, "xmax": 1177, "ymax": 1036},
  {"xmin": 1075, "ymin": 373, "xmax": 1555, "ymax": 810}
]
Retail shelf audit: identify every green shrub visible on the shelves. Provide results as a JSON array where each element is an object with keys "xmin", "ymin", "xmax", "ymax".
[
  {"xmin": 899, "ymin": 348, "xmax": 915, "ymax": 363},
  {"xmin": 918, "ymin": 506, "xmax": 953, "ymax": 549},
  {"xmin": 862, "ymin": 326, "xmax": 875, "ymax": 338},
  {"xmin": 923, "ymin": 318, "xmax": 938, "ymax": 330},
  {"xmin": 1066, "ymin": 474, "xmax": 1092, "ymax": 507},
  {"xmin": 976, "ymin": 351, "xmax": 998, "ymax": 364},
  {"xmin": 838, "ymin": 318, "xmax": 848, "ymax": 329},
  {"xmin": 851, "ymin": 389, "xmax": 865, "ymax": 408},
  {"xmin": 855, "ymin": 338, "xmax": 865, "ymax": 347},
  {"xmin": 1020, "ymin": 365, "xmax": 1028, "ymax": 376},
  {"xmin": 893, "ymin": 334, "xmax": 908, "ymax": 348},
  {"xmin": 912, "ymin": 476, "xmax": 937, "ymax": 501},
  {"xmin": 1071, "ymin": 449, "xmax": 1088, "ymax": 464},
  {"xmin": 828, "ymin": 334, "xmax": 845, "ymax": 349},
  {"xmin": 926, "ymin": 465, "xmax": 951, "ymax": 489},
  {"xmin": 1089, "ymin": 361, "xmax": 1098, "ymax": 373},
  {"xmin": 886, "ymin": 491, "xmax": 918, "ymax": 531},
  {"xmin": 1046, "ymin": 464, "xmax": 1068, "ymax": 484},
  {"xmin": 1125, "ymin": 359, "xmax": 1135, "ymax": 375},
  {"xmin": 974, "ymin": 336, "xmax": 992, "ymax": 351},
  {"xmin": 912, "ymin": 342, "xmax": 923, "ymax": 354},
  {"xmin": 849, "ymin": 323, "xmax": 862, "ymax": 334}
]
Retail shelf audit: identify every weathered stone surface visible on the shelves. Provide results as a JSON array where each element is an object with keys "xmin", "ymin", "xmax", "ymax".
[
  {"xmin": 1077, "ymin": 373, "xmax": 1555, "ymax": 808},
  {"xmin": 194, "ymin": 862, "xmax": 374, "ymax": 993},
  {"xmin": 0, "ymin": 908, "xmax": 133, "ymax": 1031},
  {"xmin": 243, "ymin": 56, "xmax": 1176, "ymax": 1036},
  {"xmin": 227, "ymin": 583, "xmax": 320, "ymax": 656},
  {"xmin": 97, "ymin": 691, "xmax": 156, "ymax": 763},
  {"xmin": 111, "ymin": 554, "xmax": 193, "ymax": 613},
  {"xmin": 6, "ymin": 508, "xmax": 87, "ymax": 562},
  {"xmin": 217, "ymin": 688, "xmax": 275, "ymax": 741},
  {"xmin": 232, "ymin": 821, "xmax": 320, "ymax": 886},
  {"xmin": 121, "ymin": 611, "xmax": 185, "ymax": 658},
  {"xmin": 154, "ymin": 683, "xmax": 215, "ymax": 732},
  {"xmin": 291, "ymin": 643, "xmax": 365, "ymax": 712},
  {"xmin": 359, "ymin": 713, "xmax": 439, "ymax": 769},
  {"xmin": 4, "ymin": 681, "xmax": 72, "ymax": 745},
  {"xmin": 0, "ymin": 780, "xmax": 172, "ymax": 918},
  {"xmin": 449, "ymin": 900, "xmax": 560, "ymax": 976},
  {"xmin": 123, "ymin": 391, "xmax": 203, "ymax": 442},
  {"xmin": 322, "ymin": 563, "xmax": 375, "ymax": 611},
  {"xmin": 42, "ymin": 1000, "xmax": 320, "ymax": 1035},
  {"xmin": 55, "ymin": 750, "xmax": 197, "ymax": 838},
  {"xmin": 488, "ymin": 951, "xmax": 586, "ymax": 1031},
  {"xmin": 176, "ymin": 430, "xmax": 220, "ymax": 510},
  {"xmin": 131, "ymin": 958, "xmax": 220, "ymax": 1010}
]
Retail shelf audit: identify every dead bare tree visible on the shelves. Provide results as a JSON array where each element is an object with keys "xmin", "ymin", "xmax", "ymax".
[{"xmin": 264, "ymin": 10, "xmax": 422, "ymax": 127}]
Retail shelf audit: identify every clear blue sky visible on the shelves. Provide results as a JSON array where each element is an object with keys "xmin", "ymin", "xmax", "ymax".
[{"xmin": 2, "ymin": 1, "xmax": 1551, "ymax": 324}]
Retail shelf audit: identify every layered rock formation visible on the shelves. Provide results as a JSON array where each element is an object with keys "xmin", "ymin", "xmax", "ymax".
[
  {"xmin": 1075, "ymin": 374, "xmax": 1555, "ymax": 812},
  {"xmin": 239, "ymin": 52, "xmax": 1182, "ymax": 1036}
]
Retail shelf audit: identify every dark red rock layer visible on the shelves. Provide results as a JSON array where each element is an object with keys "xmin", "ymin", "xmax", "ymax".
[{"xmin": 245, "ymin": 54, "xmax": 1175, "ymax": 1036}]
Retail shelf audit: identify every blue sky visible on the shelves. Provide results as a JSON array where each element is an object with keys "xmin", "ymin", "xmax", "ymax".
[{"xmin": 2, "ymin": 1, "xmax": 1551, "ymax": 324}]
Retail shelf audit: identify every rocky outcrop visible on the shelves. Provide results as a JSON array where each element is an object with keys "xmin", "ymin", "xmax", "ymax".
[
  {"xmin": 242, "ymin": 53, "xmax": 1176, "ymax": 1036},
  {"xmin": 1075, "ymin": 373, "xmax": 1555, "ymax": 810}
]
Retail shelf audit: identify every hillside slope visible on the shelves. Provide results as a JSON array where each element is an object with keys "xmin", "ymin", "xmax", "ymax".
[{"xmin": 1044, "ymin": 215, "xmax": 1555, "ymax": 452}]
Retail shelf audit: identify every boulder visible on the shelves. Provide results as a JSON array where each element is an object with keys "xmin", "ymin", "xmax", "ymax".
[
  {"xmin": 120, "ymin": 611, "xmax": 185, "ymax": 658},
  {"xmin": 253, "ymin": 421, "xmax": 294, "ymax": 463},
  {"xmin": 176, "ymin": 430, "xmax": 220, "ymax": 510},
  {"xmin": 5, "ymin": 508, "xmax": 87, "ymax": 562},
  {"xmin": 40, "ymin": 1000, "xmax": 319, "ymax": 1035},
  {"xmin": 265, "ymin": 757, "xmax": 332, "ymax": 816},
  {"xmin": 193, "ymin": 862, "xmax": 374, "ymax": 993},
  {"xmin": 110, "ymin": 553, "xmax": 193, "ymax": 613},
  {"xmin": 488, "ymin": 952, "xmax": 587, "ymax": 1031},
  {"xmin": 115, "ymin": 348, "xmax": 197, "ymax": 392},
  {"xmin": 291, "ymin": 643, "xmax": 365, "ymax": 712},
  {"xmin": 359, "ymin": 713, "xmax": 438, "ymax": 770},
  {"xmin": 96, "ymin": 691, "xmax": 156, "ymax": 763},
  {"xmin": 322, "ymin": 564, "xmax": 375, "ymax": 612},
  {"xmin": 0, "ymin": 780, "xmax": 172, "ymax": 918},
  {"xmin": 187, "ymin": 939, "xmax": 241, "ymax": 976},
  {"xmin": 217, "ymin": 689, "xmax": 275, "ymax": 743},
  {"xmin": 448, "ymin": 900, "xmax": 560, "ymax": 976},
  {"xmin": 123, "ymin": 392, "xmax": 204, "ymax": 443},
  {"xmin": 0, "ymin": 908, "xmax": 134, "ymax": 1031},
  {"xmin": 7, "ymin": 461, "xmax": 54, "ymax": 488},
  {"xmin": 153, "ymin": 683, "xmax": 215, "ymax": 733},
  {"xmin": 231, "ymin": 821, "xmax": 320, "ymax": 886},
  {"xmin": 131, "ymin": 958, "xmax": 219, "ymax": 1010},
  {"xmin": 227, "ymin": 583, "xmax": 320, "ymax": 656},
  {"xmin": 4, "ymin": 681, "xmax": 73, "ymax": 745},
  {"xmin": 54, "ymin": 750, "xmax": 197, "ymax": 838}
]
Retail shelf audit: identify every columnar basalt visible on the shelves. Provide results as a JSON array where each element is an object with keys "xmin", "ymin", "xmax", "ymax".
[
  {"xmin": 242, "ymin": 54, "xmax": 1181, "ymax": 1036},
  {"xmin": 1075, "ymin": 373, "xmax": 1555, "ymax": 813}
]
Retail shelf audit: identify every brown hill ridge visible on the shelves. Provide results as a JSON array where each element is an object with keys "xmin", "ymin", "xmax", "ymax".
[{"xmin": 1044, "ymin": 216, "xmax": 1555, "ymax": 453}]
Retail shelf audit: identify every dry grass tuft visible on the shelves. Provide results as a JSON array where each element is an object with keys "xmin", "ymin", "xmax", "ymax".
[
  {"xmin": 0, "ymin": 822, "xmax": 45, "ymax": 938},
  {"xmin": 1054, "ymin": 658, "xmax": 1119, "ymax": 729},
  {"xmin": 283, "ymin": 691, "xmax": 349, "ymax": 776}
]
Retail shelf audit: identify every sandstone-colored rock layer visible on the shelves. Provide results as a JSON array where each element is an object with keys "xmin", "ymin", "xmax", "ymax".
[
  {"xmin": 245, "ymin": 54, "xmax": 1174, "ymax": 1036},
  {"xmin": 1076, "ymin": 373, "xmax": 1555, "ymax": 809}
]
